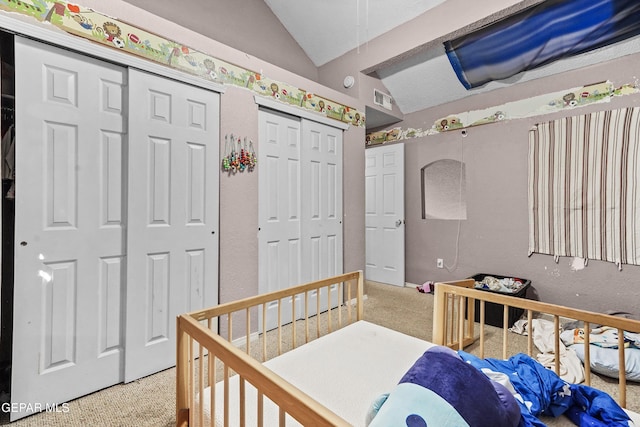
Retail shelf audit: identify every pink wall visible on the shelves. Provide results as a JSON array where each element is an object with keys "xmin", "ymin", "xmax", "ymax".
[{"xmin": 397, "ymin": 52, "xmax": 640, "ymax": 316}]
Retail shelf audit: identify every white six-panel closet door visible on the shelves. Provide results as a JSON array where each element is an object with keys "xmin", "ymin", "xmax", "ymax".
[
  {"xmin": 12, "ymin": 37, "xmax": 127, "ymax": 421},
  {"xmin": 125, "ymin": 68, "xmax": 219, "ymax": 382},
  {"xmin": 258, "ymin": 109, "xmax": 343, "ymax": 331}
]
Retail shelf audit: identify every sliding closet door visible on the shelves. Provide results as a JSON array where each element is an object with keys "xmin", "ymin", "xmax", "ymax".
[
  {"xmin": 12, "ymin": 37, "xmax": 127, "ymax": 420},
  {"xmin": 125, "ymin": 69, "xmax": 219, "ymax": 382},
  {"xmin": 258, "ymin": 109, "xmax": 343, "ymax": 329},
  {"xmin": 258, "ymin": 110, "xmax": 302, "ymax": 330},
  {"xmin": 301, "ymin": 120, "xmax": 343, "ymax": 314}
]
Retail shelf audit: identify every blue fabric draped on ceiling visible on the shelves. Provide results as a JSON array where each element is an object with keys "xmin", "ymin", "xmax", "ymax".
[{"xmin": 445, "ymin": 0, "xmax": 640, "ymax": 90}]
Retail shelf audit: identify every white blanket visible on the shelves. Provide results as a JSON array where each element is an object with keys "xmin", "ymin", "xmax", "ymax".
[{"xmin": 510, "ymin": 318, "xmax": 585, "ymax": 384}]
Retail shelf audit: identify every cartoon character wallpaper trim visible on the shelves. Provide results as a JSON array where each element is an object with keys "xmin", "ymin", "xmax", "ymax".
[
  {"xmin": 0, "ymin": 0, "xmax": 365, "ymax": 128},
  {"xmin": 367, "ymin": 81, "xmax": 640, "ymax": 146}
]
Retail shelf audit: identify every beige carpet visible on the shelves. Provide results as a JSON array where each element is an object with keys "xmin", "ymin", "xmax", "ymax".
[{"xmin": 3, "ymin": 281, "xmax": 638, "ymax": 426}]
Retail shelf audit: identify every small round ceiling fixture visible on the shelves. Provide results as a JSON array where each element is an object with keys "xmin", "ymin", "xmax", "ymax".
[{"xmin": 343, "ymin": 75, "xmax": 355, "ymax": 89}]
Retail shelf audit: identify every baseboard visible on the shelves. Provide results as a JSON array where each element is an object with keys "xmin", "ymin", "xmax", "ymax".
[
  {"xmin": 231, "ymin": 332, "xmax": 260, "ymax": 348},
  {"xmin": 346, "ymin": 294, "xmax": 368, "ymax": 306}
]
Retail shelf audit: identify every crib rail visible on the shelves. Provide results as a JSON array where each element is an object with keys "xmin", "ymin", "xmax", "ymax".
[
  {"xmin": 432, "ymin": 282, "xmax": 640, "ymax": 409},
  {"xmin": 176, "ymin": 271, "xmax": 364, "ymax": 427}
]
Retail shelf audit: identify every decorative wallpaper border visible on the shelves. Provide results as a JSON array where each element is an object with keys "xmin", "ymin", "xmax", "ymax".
[
  {"xmin": 366, "ymin": 81, "xmax": 640, "ymax": 145},
  {"xmin": 0, "ymin": 0, "xmax": 365, "ymax": 128}
]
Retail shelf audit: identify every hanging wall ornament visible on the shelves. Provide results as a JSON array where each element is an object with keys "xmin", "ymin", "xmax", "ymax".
[
  {"xmin": 222, "ymin": 134, "xmax": 231, "ymax": 171},
  {"xmin": 222, "ymin": 134, "xmax": 256, "ymax": 174},
  {"xmin": 239, "ymin": 137, "xmax": 247, "ymax": 172},
  {"xmin": 229, "ymin": 135, "xmax": 238, "ymax": 173},
  {"xmin": 247, "ymin": 139, "xmax": 257, "ymax": 171}
]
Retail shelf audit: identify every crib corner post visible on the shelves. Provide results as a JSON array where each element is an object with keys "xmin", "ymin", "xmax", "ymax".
[
  {"xmin": 176, "ymin": 316, "xmax": 190, "ymax": 427},
  {"xmin": 432, "ymin": 283, "xmax": 446, "ymax": 346}
]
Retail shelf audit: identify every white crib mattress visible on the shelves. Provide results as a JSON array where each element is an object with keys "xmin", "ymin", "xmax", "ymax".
[
  {"xmin": 198, "ymin": 320, "xmax": 640, "ymax": 427},
  {"xmin": 201, "ymin": 320, "xmax": 434, "ymax": 427}
]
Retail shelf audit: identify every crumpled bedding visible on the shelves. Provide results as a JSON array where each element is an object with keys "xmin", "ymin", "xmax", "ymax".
[
  {"xmin": 458, "ymin": 351, "xmax": 633, "ymax": 427},
  {"xmin": 510, "ymin": 318, "xmax": 584, "ymax": 384}
]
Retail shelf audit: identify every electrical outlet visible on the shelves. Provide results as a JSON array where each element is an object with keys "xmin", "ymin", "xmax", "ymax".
[{"xmin": 436, "ymin": 258, "xmax": 444, "ymax": 269}]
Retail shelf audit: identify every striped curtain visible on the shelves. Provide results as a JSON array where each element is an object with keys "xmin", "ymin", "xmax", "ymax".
[{"xmin": 528, "ymin": 107, "xmax": 640, "ymax": 268}]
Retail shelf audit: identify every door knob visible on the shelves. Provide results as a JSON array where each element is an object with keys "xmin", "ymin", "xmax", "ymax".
[{"xmin": 395, "ymin": 219, "xmax": 403, "ymax": 227}]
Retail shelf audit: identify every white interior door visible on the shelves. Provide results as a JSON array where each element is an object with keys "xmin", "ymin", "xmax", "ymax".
[
  {"xmin": 258, "ymin": 110, "xmax": 302, "ymax": 330},
  {"xmin": 365, "ymin": 143, "xmax": 405, "ymax": 286},
  {"xmin": 12, "ymin": 37, "xmax": 126, "ymax": 420},
  {"xmin": 301, "ymin": 120, "xmax": 342, "ymax": 314},
  {"xmin": 125, "ymin": 69, "xmax": 219, "ymax": 382}
]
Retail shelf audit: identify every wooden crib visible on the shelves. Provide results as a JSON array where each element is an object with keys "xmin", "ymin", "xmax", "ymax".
[
  {"xmin": 433, "ymin": 280, "xmax": 640, "ymax": 410},
  {"xmin": 176, "ymin": 271, "xmax": 364, "ymax": 426},
  {"xmin": 176, "ymin": 272, "xmax": 640, "ymax": 426}
]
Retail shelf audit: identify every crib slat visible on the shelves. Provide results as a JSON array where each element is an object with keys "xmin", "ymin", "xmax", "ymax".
[
  {"xmin": 618, "ymin": 328, "xmax": 627, "ymax": 407},
  {"xmin": 356, "ymin": 274, "xmax": 364, "ymax": 321},
  {"xmin": 210, "ymin": 355, "xmax": 216, "ymax": 427},
  {"xmin": 278, "ymin": 298, "xmax": 282, "ymax": 356},
  {"xmin": 246, "ymin": 308, "xmax": 251, "ymax": 356},
  {"xmin": 198, "ymin": 343, "xmax": 204, "ymax": 427},
  {"xmin": 189, "ymin": 336, "xmax": 195, "ymax": 427},
  {"xmin": 223, "ymin": 365, "xmax": 229, "ymax": 427},
  {"xmin": 527, "ymin": 310, "xmax": 533, "ymax": 356},
  {"xmin": 316, "ymin": 293, "xmax": 321, "ymax": 338},
  {"xmin": 347, "ymin": 282, "xmax": 352, "ymax": 323},
  {"xmin": 240, "ymin": 377, "xmax": 246, "ymax": 427},
  {"xmin": 338, "ymin": 282, "xmax": 343, "ymax": 327},
  {"xmin": 457, "ymin": 296, "xmax": 465, "ymax": 351},
  {"xmin": 479, "ymin": 302, "xmax": 485, "ymax": 358},
  {"xmin": 304, "ymin": 291, "xmax": 310, "ymax": 344},
  {"xmin": 257, "ymin": 391, "xmax": 264, "ymax": 427},
  {"xmin": 327, "ymin": 287, "xmax": 332, "ymax": 334},
  {"xmin": 262, "ymin": 303, "xmax": 267, "ymax": 362},
  {"xmin": 554, "ymin": 316, "xmax": 561, "ymax": 376},
  {"xmin": 292, "ymin": 295, "xmax": 297, "ymax": 349},
  {"xmin": 584, "ymin": 321, "xmax": 591, "ymax": 385},
  {"xmin": 502, "ymin": 306, "xmax": 508, "ymax": 360}
]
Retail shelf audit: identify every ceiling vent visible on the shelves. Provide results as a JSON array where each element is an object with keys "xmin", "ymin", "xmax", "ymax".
[{"xmin": 373, "ymin": 89, "xmax": 393, "ymax": 110}]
